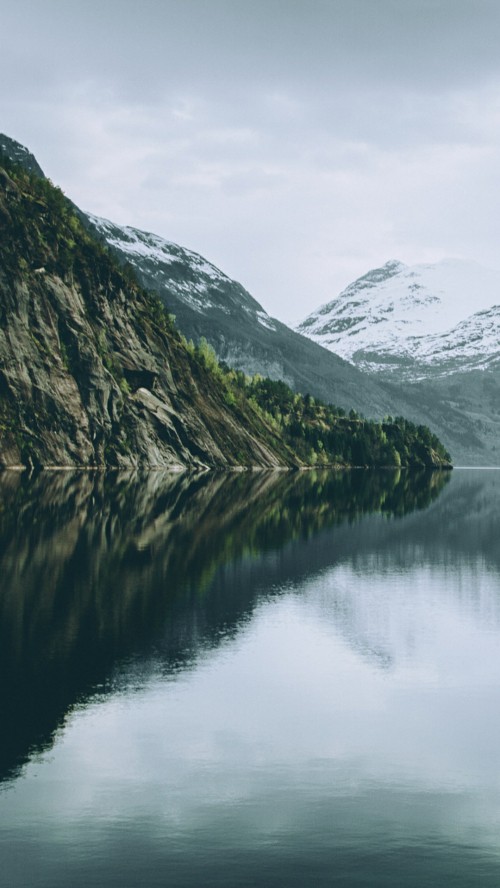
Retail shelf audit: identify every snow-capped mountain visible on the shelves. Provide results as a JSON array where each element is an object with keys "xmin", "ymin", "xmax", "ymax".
[{"xmin": 297, "ymin": 259, "xmax": 500, "ymax": 379}]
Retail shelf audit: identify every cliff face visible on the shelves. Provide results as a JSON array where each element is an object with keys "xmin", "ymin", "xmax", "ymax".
[{"xmin": 0, "ymin": 164, "xmax": 294, "ymax": 469}]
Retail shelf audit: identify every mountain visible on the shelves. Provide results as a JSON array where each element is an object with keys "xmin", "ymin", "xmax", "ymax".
[
  {"xmin": 297, "ymin": 259, "xmax": 500, "ymax": 466},
  {"xmin": 83, "ymin": 215, "xmax": 496, "ymax": 461},
  {"xmin": 84, "ymin": 214, "xmax": 415, "ymax": 421},
  {"xmin": 0, "ymin": 134, "xmax": 468, "ymax": 464},
  {"xmin": 0, "ymin": 160, "xmax": 299, "ymax": 469},
  {"xmin": 0, "ymin": 138, "xmax": 415, "ymax": 420},
  {"xmin": 0, "ymin": 134, "xmax": 45, "ymax": 179},
  {"xmin": 297, "ymin": 258, "xmax": 500, "ymax": 380},
  {"xmin": 0, "ymin": 146, "xmax": 450, "ymax": 469},
  {"xmin": 0, "ymin": 135, "xmax": 475, "ymax": 463}
]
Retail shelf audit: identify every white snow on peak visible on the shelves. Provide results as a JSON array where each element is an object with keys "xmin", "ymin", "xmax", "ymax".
[{"xmin": 297, "ymin": 258, "xmax": 500, "ymax": 376}]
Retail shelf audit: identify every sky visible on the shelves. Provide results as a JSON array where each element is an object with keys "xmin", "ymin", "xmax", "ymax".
[{"xmin": 2, "ymin": 0, "xmax": 500, "ymax": 324}]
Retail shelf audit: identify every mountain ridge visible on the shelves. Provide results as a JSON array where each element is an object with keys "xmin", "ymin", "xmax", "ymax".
[
  {"xmin": 2, "ymin": 133, "xmax": 486, "ymax": 465},
  {"xmin": 0, "ymin": 158, "xmax": 296, "ymax": 469},
  {"xmin": 83, "ymin": 213, "xmax": 404, "ymax": 417},
  {"xmin": 0, "ymin": 141, "xmax": 450, "ymax": 469},
  {"xmin": 82, "ymin": 217, "xmax": 492, "ymax": 464}
]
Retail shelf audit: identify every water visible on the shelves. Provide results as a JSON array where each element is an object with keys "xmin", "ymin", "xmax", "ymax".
[{"xmin": 1, "ymin": 467, "xmax": 500, "ymax": 886}]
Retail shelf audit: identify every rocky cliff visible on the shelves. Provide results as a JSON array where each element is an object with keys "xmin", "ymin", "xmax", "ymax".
[{"xmin": 0, "ymin": 162, "xmax": 295, "ymax": 469}]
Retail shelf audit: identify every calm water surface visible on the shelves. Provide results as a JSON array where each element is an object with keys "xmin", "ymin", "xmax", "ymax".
[{"xmin": 1, "ymin": 468, "xmax": 500, "ymax": 886}]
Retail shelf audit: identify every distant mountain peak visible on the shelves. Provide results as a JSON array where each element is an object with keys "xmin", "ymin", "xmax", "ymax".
[
  {"xmin": 297, "ymin": 257, "xmax": 500, "ymax": 379},
  {"xmin": 352, "ymin": 258, "xmax": 406, "ymax": 282}
]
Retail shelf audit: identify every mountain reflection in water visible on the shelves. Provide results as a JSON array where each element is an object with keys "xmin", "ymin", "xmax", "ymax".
[
  {"xmin": 0, "ymin": 467, "xmax": 449, "ymax": 783},
  {"xmin": 4, "ymin": 467, "xmax": 500, "ymax": 887}
]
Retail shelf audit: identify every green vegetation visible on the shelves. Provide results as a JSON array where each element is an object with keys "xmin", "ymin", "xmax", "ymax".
[
  {"xmin": 0, "ymin": 152, "xmax": 452, "ymax": 469},
  {"xmin": 189, "ymin": 340, "xmax": 451, "ymax": 467}
]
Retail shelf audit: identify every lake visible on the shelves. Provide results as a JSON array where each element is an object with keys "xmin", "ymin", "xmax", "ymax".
[{"xmin": 1, "ymin": 467, "xmax": 500, "ymax": 887}]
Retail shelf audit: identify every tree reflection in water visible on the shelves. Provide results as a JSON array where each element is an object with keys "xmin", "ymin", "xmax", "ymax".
[{"xmin": 0, "ymin": 467, "xmax": 450, "ymax": 783}]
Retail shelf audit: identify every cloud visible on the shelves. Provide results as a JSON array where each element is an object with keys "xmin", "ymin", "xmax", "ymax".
[{"xmin": 2, "ymin": 1, "xmax": 500, "ymax": 320}]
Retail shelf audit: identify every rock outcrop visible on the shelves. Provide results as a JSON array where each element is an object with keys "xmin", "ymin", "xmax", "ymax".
[{"xmin": 0, "ymin": 162, "xmax": 295, "ymax": 469}]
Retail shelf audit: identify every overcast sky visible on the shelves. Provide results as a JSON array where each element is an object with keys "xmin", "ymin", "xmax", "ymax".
[{"xmin": 2, "ymin": 0, "xmax": 500, "ymax": 323}]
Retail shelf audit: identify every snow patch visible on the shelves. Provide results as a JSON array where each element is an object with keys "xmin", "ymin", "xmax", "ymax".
[
  {"xmin": 86, "ymin": 214, "xmax": 229, "ymax": 283},
  {"xmin": 256, "ymin": 310, "xmax": 277, "ymax": 331}
]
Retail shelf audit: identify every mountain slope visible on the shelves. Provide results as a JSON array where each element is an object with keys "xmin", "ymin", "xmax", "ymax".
[
  {"xmin": 0, "ymin": 150, "xmax": 451, "ymax": 469},
  {"xmin": 85, "ymin": 218, "xmax": 493, "ymax": 464},
  {"xmin": 0, "ymin": 134, "xmax": 45, "ymax": 179},
  {"xmin": 84, "ymin": 215, "xmax": 410, "ymax": 420},
  {"xmin": 0, "ymin": 161, "xmax": 299, "ymax": 469},
  {"xmin": 297, "ymin": 258, "xmax": 500, "ymax": 379},
  {"xmin": 298, "ymin": 258, "xmax": 500, "ymax": 465},
  {"xmin": 0, "ymin": 134, "xmax": 470, "ymax": 464}
]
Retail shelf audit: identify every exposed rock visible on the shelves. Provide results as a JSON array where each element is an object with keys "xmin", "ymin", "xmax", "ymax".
[
  {"xmin": 0, "ymin": 165, "xmax": 296, "ymax": 469},
  {"xmin": 0, "ymin": 168, "xmax": 19, "ymax": 196}
]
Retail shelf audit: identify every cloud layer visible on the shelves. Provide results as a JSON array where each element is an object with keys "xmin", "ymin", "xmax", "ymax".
[{"xmin": 2, "ymin": 0, "xmax": 500, "ymax": 321}]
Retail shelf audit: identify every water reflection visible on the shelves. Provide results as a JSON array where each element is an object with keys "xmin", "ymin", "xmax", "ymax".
[
  {"xmin": 0, "ymin": 467, "xmax": 449, "ymax": 783},
  {"xmin": 3, "ymin": 467, "xmax": 500, "ymax": 886}
]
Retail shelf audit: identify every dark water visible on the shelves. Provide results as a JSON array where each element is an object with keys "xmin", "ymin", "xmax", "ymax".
[{"xmin": 1, "ymin": 467, "xmax": 500, "ymax": 887}]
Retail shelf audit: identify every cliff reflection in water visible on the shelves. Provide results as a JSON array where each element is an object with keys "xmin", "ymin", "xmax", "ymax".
[{"xmin": 0, "ymin": 468, "xmax": 448, "ymax": 783}]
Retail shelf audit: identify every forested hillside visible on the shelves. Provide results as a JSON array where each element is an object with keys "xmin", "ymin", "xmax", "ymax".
[{"xmin": 0, "ymin": 154, "xmax": 451, "ymax": 469}]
